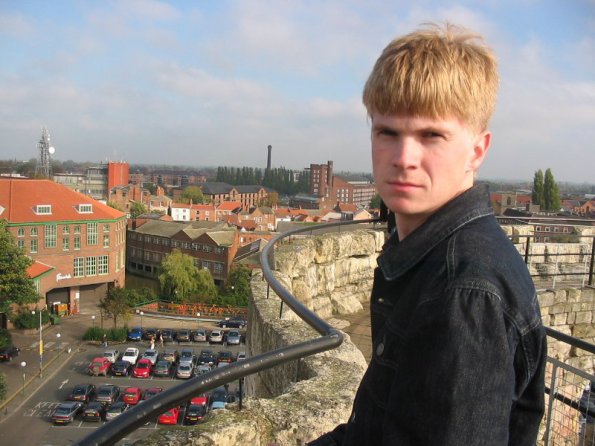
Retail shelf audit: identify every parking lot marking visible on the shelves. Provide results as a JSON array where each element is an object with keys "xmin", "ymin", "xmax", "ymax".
[{"xmin": 59, "ymin": 379, "xmax": 69, "ymax": 389}]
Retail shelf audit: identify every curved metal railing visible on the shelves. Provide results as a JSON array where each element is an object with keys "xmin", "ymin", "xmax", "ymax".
[{"xmin": 75, "ymin": 218, "xmax": 381, "ymax": 446}]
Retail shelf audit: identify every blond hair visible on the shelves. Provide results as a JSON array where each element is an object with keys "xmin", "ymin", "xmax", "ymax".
[{"xmin": 363, "ymin": 22, "xmax": 499, "ymax": 132}]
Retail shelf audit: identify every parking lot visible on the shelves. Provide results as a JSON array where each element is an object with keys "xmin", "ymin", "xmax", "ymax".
[{"xmin": 2, "ymin": 324, "xmax": 247, "ymax": 446}]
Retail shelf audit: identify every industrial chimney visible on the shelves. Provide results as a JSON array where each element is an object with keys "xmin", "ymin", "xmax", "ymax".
[{"xmin": 267, "ymin": 145, "xmax": 272, "ymax": 170}]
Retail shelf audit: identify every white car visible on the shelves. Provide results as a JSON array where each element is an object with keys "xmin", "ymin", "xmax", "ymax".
[
  {"xmin": 142, "ymin": 348, "xmax": 159, "ymax": 366},
  {"xmin": 209, "ymin": 330, "xmax": 224, "ymax": 344},
  {"xmin": 121, "ymin": 347, "xmax": 140, "ymax": 365},
  {"xmin": 103, "ymin": 349, "xmax": 120, "ymax": 364}
]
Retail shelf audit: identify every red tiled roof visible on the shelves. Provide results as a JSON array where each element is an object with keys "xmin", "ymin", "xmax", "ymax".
[
  {"xmin": 217, "ymin": 201, "xmax": 242, "ymax": 211},
  {"xmin": 0, "ymin": 178, "xmax": 125, "ymax": 223},
  {"xmin": 27, "ymin": 261, "xmax": 54, "ymax": 279}
]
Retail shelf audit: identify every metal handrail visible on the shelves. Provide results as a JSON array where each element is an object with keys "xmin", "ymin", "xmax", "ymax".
[{"xmin": 75, "ymin": 218, "xmax": 379, "ymax": 446}]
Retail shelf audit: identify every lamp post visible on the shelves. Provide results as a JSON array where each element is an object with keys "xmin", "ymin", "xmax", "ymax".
[
  {"xmin": 196, "ymin": 312, "xmax": 201, "ymax": 329},
  {"xmin": 31, "ymin": 309, "xmax": 43, "ymax": 378},
  {"xmin": 140, "ymin": 311, "xmax": 144, "ymax": 330},
  {"xmin": 91, "ymin": 315, "xmax": 96, "ymax": 328},
  {"xmin": 20, "ymin": 361, "xmax": 26, "ymax": 395},
  {"xmin": 56, "ymin": 333, "xmax": 61, "ymax": 360}
]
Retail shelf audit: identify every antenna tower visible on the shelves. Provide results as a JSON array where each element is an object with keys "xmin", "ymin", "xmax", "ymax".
[{"xmin": 35, "ymin": 126, "xmax": 54, "ymax": 178}]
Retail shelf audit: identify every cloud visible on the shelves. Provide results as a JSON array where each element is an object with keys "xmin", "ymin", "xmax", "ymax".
[{"xmin": 0, "ymin": 12, "xmax": 35, "ymax": 39}]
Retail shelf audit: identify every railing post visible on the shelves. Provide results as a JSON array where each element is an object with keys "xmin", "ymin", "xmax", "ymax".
[
  {"xmin": 589, "ymin": 238, "xmax": 595, "ymax": 286},
  {"xmin": 544, "ymin": 363, "xmax": 559, "ymax": 446},
  {"xmin": 525, "ymin": 236, "xmax": 531, "ymax": 265}
]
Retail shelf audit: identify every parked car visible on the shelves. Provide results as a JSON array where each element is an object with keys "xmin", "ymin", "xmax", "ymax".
[
  {"xmin": 184, "ymin": 398, "xmax": 208, "ymax": 425},
  {"xmin": 176, "ymin": 329, "xmax": 191, "ymax": 343},
  {"xmin": 111, "ymin": 360, "xmax": 132, "ymax": 377},
  {"xmin": 82, "ymin": 401, "xmax": 107, "ymax": 422},
  {"xmin": 218, "ymin": 317, "xmax": 247, "ymax": 329},
  {"xmin": 179, "ymin": 348, "xmax": 195, "ymax": 364},
  {"xmin": 161, "ymin": 348, "xmax": 179, "ymax": 364},
  {"xmin": 132, "ymin": 358, "xmax": 153, "ymax": 378},
  {"xmin": 142, "ymin": 348, "xmax": 159, "ymax": 365},
  {"xmin": 191, "ymin": 329, "xmax": 207, "ymax": 343},
  {"xmin": 141, "ymin": 387, "xmax": 163, "ymax": 402},
  {"xmin": 95, "ymin": 384, "xmax": 121, "ymax": 405},
  {"xmin": 158, "ymin": 328, "xmax": 172, "ymax": 343},
  {"xmin": 176, "ymin": 362, "xmax": 194, "ymax": 379},
  {"xmin": 210, "ymin": 386, "xmax": 234, "ymax": 410},
  {"xmin": 122, "ymin": 387, "xmax": 143, "ymax": 405},
  {"xmin": 127, "ymin": 327, "xmax": 143, "ymax": 341},
  {"xmin": 236, "ymin": 351, "xmax": 247, "ymax": 361},
  {"xmin": 88, "ymin": 357, "xmax": 112, "ymax": 376},
  {"xmin": 105, "ymin": 401, "xmax": 129, "ymax": 421},
  {"xmin": 51, "ymin": 401, "xmax": 84, "ymax": 424},
  {"xmin": 153, "ymin": 360, "xmax": 174, "ymax": 378},
  {"xmin": 102, "ymin": 349, "xmax": 120, "ymax": 364},
  {"xmin": 195, "ymin": 364, "xmax": 212, "ymax": 375},
  {"xmin": 226, "ymin": 329, "xmax": 241, "ymax": 346},
  {"xmin": 0, "ymin": 345, "xmax": 20, "ymax": 361},
  {"xmin": 68, "ymin": 383, "xmax": 96, "ymax": 403},
  {"xmin": 158, "ymin": 406, "xmax": 180, "ymax": 425},
  {"xmin": 198, "ymin": 349, "xmax": 217, "ymax": 366},
  {"xmin": 208, "ymin": 330, "xmax": 224, "ymax": 345},
  {"xmin": 143, "ymin": 328, "xmax": 157, "ymax": 341},
  {"xmin": 217, "ymin": 350, "xmax": 234, "ymax": 364},
  {"xmin": 121, "ymin": 347, "xmax": 140, "ymax": 365}
]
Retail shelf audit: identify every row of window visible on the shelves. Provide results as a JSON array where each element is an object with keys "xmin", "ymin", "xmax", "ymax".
[
  {"xmin": 193, "ymin": 259, "xmax": 224, "ymax": 274},
  {"xmin": 535, "ymin": 226, "xmax": 571, "ymax": 233},
  {"xmin": 73, "ymin": 255, "xmax": 109, "ymax": 277},
  {"xmin": 128, "ymin": 233, "xmax": 224, "ymax": 254}
]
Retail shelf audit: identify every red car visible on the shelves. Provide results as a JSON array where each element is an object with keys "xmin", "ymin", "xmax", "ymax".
[
  {"xmin": 141, "ymin": 387, "xmax": 163, "ymax": 402},
  {"xmin": 158, "ymin": 406, "xmax": 180, "ymax": 425},
  {"xmin": 132, "ymin": 358, "xmax": 153, "ymax": 378},
  {"xmin": 122, "ymin": 387, "xmax": 143, "ymax": 405},
  {"xmin": 88, "ymin": 357, "xmax": 112, "ymax": 376}
]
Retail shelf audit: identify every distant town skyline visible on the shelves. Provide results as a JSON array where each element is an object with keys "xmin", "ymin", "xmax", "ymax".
[{"xmin": 1, "ymin": 1, "xmax": 594, "ymax": 183}]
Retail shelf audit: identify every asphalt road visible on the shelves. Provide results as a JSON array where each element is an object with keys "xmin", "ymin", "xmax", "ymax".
[{"xmin": 3, "ymin": 339, "xmax": 244, "ymax": 446}]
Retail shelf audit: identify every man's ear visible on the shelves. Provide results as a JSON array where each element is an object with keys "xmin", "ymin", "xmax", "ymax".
[{"xmin": 468, "ymin": 131, "xmax": 491, "ymax": 172}]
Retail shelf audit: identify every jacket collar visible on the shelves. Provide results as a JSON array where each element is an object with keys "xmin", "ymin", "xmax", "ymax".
[{"xmin": 378, "ymin": 184, "xmax": 494, "ymax": 281}]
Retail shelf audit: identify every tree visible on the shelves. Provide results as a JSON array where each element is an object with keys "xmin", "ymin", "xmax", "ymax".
[
  {"xmin": 369, "ymin": 194, "xmax": 382, "ymax": 209},
  {"xmin": 220, "ymin": 264, "xmax": 251, "ymax": 306},
  {"xmin": 532, "ymin": 170, "xmax": 544, "ymax": 208},
  {"xmin": 99, "ymin": 287, "xmax": 133, "ymax": 328},
  {"xmin": 129, "ymin": 201, "xmax": 147, "ymax": 219},
  {"xmin": 106, "ymin": 201, "xmax": 123, "ymax": 212},
  {"xmin": 543, "ymin": 168, "xmax": 561, "ymax": 212},
  {"xmin": 158, "ymin": 250, "xmax": 200, "ymax": 301},
  {"xmin": 180, "ymin": 186, "xmax": 208, "ymax": 204},
  {"xmin": 0, "ymin": 220, "xmax": 39, "ymax": 314},
  {"xmin": 0, "ymin": 372, "xmax": 6, "ymax": 402},
  {"xmin": 191, "ymin": 269, "xmax": 218, "ymax": 302}
]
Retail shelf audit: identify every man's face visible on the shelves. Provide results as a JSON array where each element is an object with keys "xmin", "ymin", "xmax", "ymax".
[{"xmin": 371, "ymin": 113, "xmax": 490, "ymax": 236}]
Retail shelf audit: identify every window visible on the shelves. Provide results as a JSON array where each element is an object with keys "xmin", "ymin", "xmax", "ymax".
[
  {"xmin": 30, "ymin": 239, "xmax": 38, "ymax": 253},
  {"xmin": 62, "ymin": 237, "xmax": 70, "ymax": 251},
  {"xmin": 145, "ymin": 236, "xmax": 151, "ymax": 243},
  {"xmin": 17, "ymin": 240, "xmax": 24, "ymax": 250},
  {"xmin": 74, "ymin": 236, "xmax": 81, "ymax": 250},
  {"xmin": 98, "ymin": 256, "xmax": 109, "ymax": 275},
  {"xmin": 103, "ymin": 235, "xmax": 110, "ymax": 248},
  {"xmin": 213, "ymin": 263, "xmax": 223, "ymax": 274},
  {"xmin": 44, "ymin": 224, "xmax": 57, "ymax": 248},
  {"xmin": 215, "ymin": 247, "xmax": 224, "ymax": 254},
  {"xmin": 172, "ymin": 241, "xmax": 179, "ymax": 248},
  {"xmin": 17, "ymin": 228, "xmax": 24, "ymax": 237},
  {"xmin": 74, "ymin": 258, "xmax": 84, "ymax": 277},
  {"xmin": 202, "ymin": 245, "xmax": 212, "ymax": 252},
  {"xmin": 87, "ymin": 222, "xmax": 98, "ymax": 245},
  {"xmin": 103, "ymin": 224, "xmax": 110, "ymax": 233},
  {"xmin": 86, "ymin": 256, "xmax": 97, "ymax": 276},
  {"xmin": 74, "ymin": 225, "xmax": 81, "ymax": 234},
  {"xmin": 31, "ymin": 227, "xmax": 38, "ymax": 236},
  {"xmin": 77, "ymin": 204, "xmax": 93, "ymax": 213},
  {"xmin": 202, "ymin": 261, "xmax": 211, "ymax": 269},
  {"xmin": 35, "ymin": 205, "xmax": 52, "ymax": 215}
]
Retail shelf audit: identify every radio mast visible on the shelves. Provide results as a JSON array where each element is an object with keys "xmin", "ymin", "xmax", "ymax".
[{"xmin": 35, "ymin": 126, "xmax": 55, "ymax": 178}]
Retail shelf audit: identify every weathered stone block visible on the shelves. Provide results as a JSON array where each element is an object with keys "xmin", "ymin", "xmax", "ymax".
[
  {"xmin": 538, "ymin": 291, "xmax": 556, "ymax": 307},
  {"xmin": 574, "ymin": 311, "xmax": 592, "ymax": 325}
]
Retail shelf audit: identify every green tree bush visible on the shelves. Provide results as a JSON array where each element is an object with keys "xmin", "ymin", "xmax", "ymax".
[
  {"xmin": 13, "ymin": 309, "xmax": 50, "ymax": 329},
  {"xmin": 100, "ymin": 287, "xmax": 133, "ymax": 328},
  {"xmin": 158, "ymin": 250, "xmax": 201, "ymax": 301}
]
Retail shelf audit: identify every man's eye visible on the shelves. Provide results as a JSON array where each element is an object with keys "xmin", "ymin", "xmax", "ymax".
[{"xmin": 424, "ymin": 132, "xmax": 443, "ymax": 139}]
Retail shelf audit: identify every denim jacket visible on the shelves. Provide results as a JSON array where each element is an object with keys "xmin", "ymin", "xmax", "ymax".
[{"xmin": 309, "ymin": 184, "xmax": 546, "ymax": 446}]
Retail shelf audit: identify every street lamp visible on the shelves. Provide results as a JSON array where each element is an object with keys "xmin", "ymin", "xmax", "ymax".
[
  {"xmin": 140, "ymin": 311, "xmax": 144, "ymax": 330},
  {"xmin": 31, "ymin": 309, "xmax": 43, "ymax": 378},
  {"xmin": 91, "ymin": 315, "xmax": 96, "ymax": 328},
  {"xmin": 20, "ymin": 361, "xmax": 26, "ymax": 395},
  {"xmin": 56, "ymin": 333, "xmax": 61, "ymax": 360},
  {"xmin": 196, "ymin": 312, "xmax": 201, "ymax": 329}
]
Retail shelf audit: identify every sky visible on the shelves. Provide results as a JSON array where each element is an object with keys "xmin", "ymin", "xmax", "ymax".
[{"xmin": 0, "ymin": 0, "xmax": 594, "ymax": 184}]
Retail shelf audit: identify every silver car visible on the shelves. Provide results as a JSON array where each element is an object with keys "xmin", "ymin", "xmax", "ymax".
[
  {"xmin": 226, "ymin": 330, "xmax": 241, "ymax": 346},
  {"xmin": 176, "ymin": 362, "xmax": 194, "ymax": 379},
  {"xmin": 142, "ymin": 348, "xmax": 159, "ymax": 366},
  {"xmin": 209, "ymin": 330, "xmax": 223, "ymax": 344}
]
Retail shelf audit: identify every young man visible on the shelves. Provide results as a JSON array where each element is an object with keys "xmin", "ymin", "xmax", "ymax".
[{"xmin": 309, "ymin": 23, "xmax": 546, "ymax": 445}]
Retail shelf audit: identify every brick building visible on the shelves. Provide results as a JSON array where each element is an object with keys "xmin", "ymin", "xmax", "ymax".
[
  {"xmin": 126, "ymin": 220, "xmax": 240, "ymax": 286},
  {"xmin": 0, "ymin": 178, "xmax": 127, "ymax": 316}
]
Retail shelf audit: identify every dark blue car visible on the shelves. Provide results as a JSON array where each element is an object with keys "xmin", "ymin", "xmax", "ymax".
[{"xmin": 127, "ymin": 327, "xmax": 143, "ymax": 341}]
